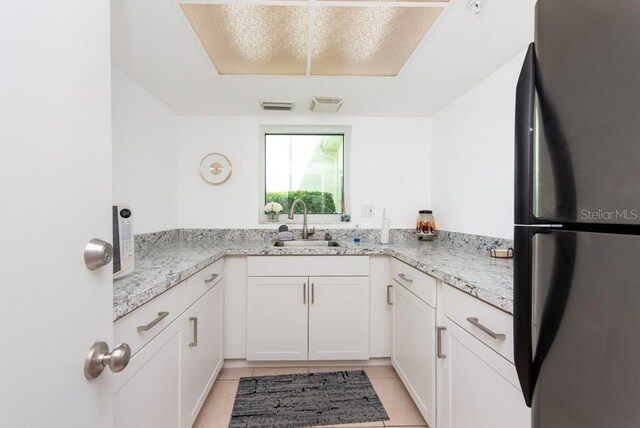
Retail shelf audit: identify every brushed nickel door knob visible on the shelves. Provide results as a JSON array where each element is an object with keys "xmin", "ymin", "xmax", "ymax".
[
  {"xmin": 84, "ymin": 238, "xmax": 113, "ymax": 270},
  {"xmin": 84, "ymin": 341, "xmax": 131, "ymax": 379}
]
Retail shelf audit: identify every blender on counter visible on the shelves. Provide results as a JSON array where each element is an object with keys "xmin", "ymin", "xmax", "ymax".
[{"xmin": 416, "ymin": 210, "xmax": 436, "ymax": 241}]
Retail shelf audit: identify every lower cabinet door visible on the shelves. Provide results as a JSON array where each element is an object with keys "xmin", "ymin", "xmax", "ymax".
[
  {"xmin": 391, "ymin": 282, "xmax": 436, "ymax": 428},
  {"xmin": 184, "ymin": 281, "xmax": 224, "ymax": 427},
  {"xmin": 440, "ymin": 317, "xmax": 531, "ymax": 428},
  {"xmin": 308, "ymin": 276, "xmax": 370, "ymax": 360},
  {"xmin": 113, "ymin": 317, "xmax": 183, "ymax": 428},
  {"xmin": 247, "ymin": 276, "xmax": 308, "ymax": 360}
]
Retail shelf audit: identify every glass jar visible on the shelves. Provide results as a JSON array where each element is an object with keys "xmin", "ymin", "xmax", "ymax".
[{"xmin": 416, "ymin": 210, "xmax": 436, "ymax": 241}]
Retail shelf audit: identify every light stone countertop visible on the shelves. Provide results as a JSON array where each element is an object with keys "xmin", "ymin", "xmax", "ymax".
[{"xmin": 113, "ymin": 239, "xmax": 514, "ymax": 321}]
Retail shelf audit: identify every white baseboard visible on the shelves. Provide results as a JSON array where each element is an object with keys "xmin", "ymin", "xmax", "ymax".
[{"xmin": 223, "ymin": 357, "xmax": 391, "ymax": 368}]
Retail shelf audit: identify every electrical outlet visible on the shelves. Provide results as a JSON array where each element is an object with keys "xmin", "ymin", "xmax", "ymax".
[{"xmin": 362, "ymin": 205, "xmax": 375, "ymax": 217}]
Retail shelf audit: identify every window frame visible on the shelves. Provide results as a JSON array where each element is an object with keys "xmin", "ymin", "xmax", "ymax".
[{"xmin": 258, "ymin": 125, "xmax": 351, "ymax": 225}]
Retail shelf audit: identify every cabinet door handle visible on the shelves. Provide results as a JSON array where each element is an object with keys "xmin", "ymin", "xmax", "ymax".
[
  {"xmin": 311, "ymin": 283, "xmax": 315, "ymax": 304},
  {"xmin": 398, "ymin": 273, "xmax": 413, "ymax": 283},
  {"xmin": 466, "ymin": 317, "xmax": 506, "ymax": 340},
  {"xmin": 387, "ymin": 285, "xmax": 393, "ymax": 305},
  {"xmin": 303, "ymin": 283, "xmax": 306, "ymax": 305},
  {"xmin": 137, "ymin": 311, "xmax": 169, "ymax": 332},
  {"xmin": 189, "ymin": 317, "xmax": 198, "ymax": 347},
  {"xmin": 204, "ymin": 273, "xmax": 219, "ymax": 284},
  {"xmin": 437, "ymin": 326, "xmax": 446, "ymax": 359}
]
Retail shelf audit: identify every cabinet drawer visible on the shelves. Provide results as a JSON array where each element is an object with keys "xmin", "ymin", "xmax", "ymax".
[
  {"xmin": 186, "ymin": 259, "xmax": 223, "ymax": 307},
  {"xmin": 390, "ymin": 259, "xmax": 436, "ymax": 308},
  {"xmin": 442, "ymin": 285, "xmax": 514, "ymax": 363},
  {"xmin": 114, "ymin": 281, "xmax": 187, "ymax": 356},
  {"xmin": 247, "ymin": 256, "xmax": 369, "ymax": 277}
]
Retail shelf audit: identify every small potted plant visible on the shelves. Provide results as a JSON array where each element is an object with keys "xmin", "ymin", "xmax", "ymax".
[{"xmin": 264, "ymin": 202, "xmax": 283, "ymax": 222}]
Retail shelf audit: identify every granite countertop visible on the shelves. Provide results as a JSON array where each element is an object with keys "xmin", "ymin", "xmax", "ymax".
[{"xmin": 113, "ymin": 239, "xmax": 514, "ymax": 321}]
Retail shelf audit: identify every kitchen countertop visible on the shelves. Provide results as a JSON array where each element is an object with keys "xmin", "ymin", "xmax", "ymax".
[{"xmin": 113, "ymin": 239, "xmax": 514, "ymax": 321}]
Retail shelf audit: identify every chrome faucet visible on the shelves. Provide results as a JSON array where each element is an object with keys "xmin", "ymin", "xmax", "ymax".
[{"xmin": 288, "ymin": 199, "xmax": 315, "ymax": 239}]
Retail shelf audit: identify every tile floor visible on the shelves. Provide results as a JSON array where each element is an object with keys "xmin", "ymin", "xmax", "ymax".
[{"xmin": 193, "ymin": 365, "xmax": 427, "ymax": 428}]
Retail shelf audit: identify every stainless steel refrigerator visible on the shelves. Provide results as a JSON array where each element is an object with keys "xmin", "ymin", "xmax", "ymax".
[{"xmin": 514, "ymin": 1, "xmax": 640, "ymax": 427}]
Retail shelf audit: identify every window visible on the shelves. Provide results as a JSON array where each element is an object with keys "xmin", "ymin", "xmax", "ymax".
[{"xmin": 259, "ymin": 126, "xmax": 350, "ymax": 223}]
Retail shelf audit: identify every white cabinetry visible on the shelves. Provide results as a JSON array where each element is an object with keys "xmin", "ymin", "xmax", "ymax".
[
  {"xmin": 308, "ymin": 276, "xmax": 369, "ymax": 360},
  {"xmin": 246, "ymin": 256, "xmax": 370, "ymax": 361},
  {"xmin": 114, "ymin": 316, "xmax": 184, "ymax": 428},
  {"xmin": 113, "ymin": 260, "xmax": 225, "ymax": 428},
  {"xmin": 369, "ymin": 256, "xmax": 391, "ymax": 358},
  {"xmin": 184, "ymin": 281, "xmax": 224, "ymax": 426},
  {"xmin": 246, "ymin": 277, "xmax": 309, "ymax": 361},
  {"xmin": 391, "ymin": 278, "xmax": 436, "ymax": 428},
  {"xmin": 439, "ymin": 317, "xmax": 530, "ymax": 428}
]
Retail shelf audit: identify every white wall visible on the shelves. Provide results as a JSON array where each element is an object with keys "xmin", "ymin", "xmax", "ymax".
[
  {"xmin": 176, "ymin": 116, "xmax": 431, "ymax": 229},
  {"xmin": 112, "ymin": 66, "xmax": 178, "ymax": 234},
  {"xmin": 431, "ymin": 50, "xmax": 527, "ymax": 239}
]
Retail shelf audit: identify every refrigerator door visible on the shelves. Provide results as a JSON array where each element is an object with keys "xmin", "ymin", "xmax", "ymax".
[
  {"xmin": 515, "ymin": 227, "xmax": 640, "ymax": 427},
  {"xmin": 532, "ymin": 0, "xmax": 640, "ymax": 225}
]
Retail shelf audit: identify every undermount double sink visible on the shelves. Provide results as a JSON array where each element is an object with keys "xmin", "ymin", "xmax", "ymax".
[{"xmin": 270, "ymin": 239, "xmax": 346, "ymax": 248}]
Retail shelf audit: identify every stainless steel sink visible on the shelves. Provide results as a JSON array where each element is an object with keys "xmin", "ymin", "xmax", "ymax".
[{"xmin": 271, "ymin": 240, "xmax": 346, "ymax": 248}]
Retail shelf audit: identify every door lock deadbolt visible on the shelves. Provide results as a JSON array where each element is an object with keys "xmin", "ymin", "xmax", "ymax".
[{"xmin": 84, "ymin": 238, "xmax": 113, "ymax": 270}]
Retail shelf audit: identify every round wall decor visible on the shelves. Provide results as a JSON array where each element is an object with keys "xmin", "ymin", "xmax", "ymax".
[{"xmin": 199, "ymin": 153, "xmax": 232, "ymax": 185}]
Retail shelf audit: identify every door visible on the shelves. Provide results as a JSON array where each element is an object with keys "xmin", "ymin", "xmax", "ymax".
[
  {"xmin": 440, "ymin": 318, "xmax": 530, "ymax": 428},
  {"xmin": 113, "ymin": 317, "xmax": 184, "ymax": 428},
  {"xmin": 391, "ymin": 282, "xmax": 436, "ymax": 427},
  {"xmin": 247, "ymin": 277, "xmax": 308, "ymax": 360},
  {"xmin": 515, "ymin": 228, "xmax": 640, "ymax": 427},
  {"xmin": 516, "ymin": 1, "xmax": 640, "ymax": 225},
  {"xmin": 308, "ymin": 276, "xmax": 369, "ymax": 360},
  {"xmin": 185, "ymin": 282, "xmax": 224, "ymax": 426},
  {"xmin": 0, "ymin": 1, "xmax": 114, "ymax": 426}
]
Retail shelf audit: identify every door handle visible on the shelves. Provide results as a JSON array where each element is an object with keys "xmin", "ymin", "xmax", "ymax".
[
  {"xmin": 397, "ymin": 273, "xmax": 413, "ymax": 283},
  {"xmin": 437, "ymin": 326, "xmax": 446, "ymax": 359},
  {"xmin": 84, "ymin": 238, "xmax": 113, "ymax": 270},
  {"xmin": 467, "ymin": 317, "xmax": 506, "ymax": 340},
  {"xmin": 204, "ymin": 273, "xmax": 219, "ymax": 285},
  {"xmin": 137, "ymin": 311, "xmax": 169, "ymax": 332},
  {"xmin": 84, "ymin": 342, "xmax": 131, "ymax": 379},
  {"xmin": 387, "ymin": 285, "xmax": 393, "ymax": 305},
  {"xmin": 311, "ymin": 282, "xmax": 315, "ymax": 304},
  {"xmin": 189, "ymin": 317, "xmax": 198, "ymax": 347}
]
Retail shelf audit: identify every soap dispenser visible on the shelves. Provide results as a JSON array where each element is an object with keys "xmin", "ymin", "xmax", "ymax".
[{"xmin": 353, "ymin": 225, "xmax": 361, "ymax": 246}]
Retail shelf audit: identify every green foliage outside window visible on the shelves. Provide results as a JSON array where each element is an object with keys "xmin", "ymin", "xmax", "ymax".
[{"xmin": 266, "ymin": 191, "xmax": 337, "ymax": 215}]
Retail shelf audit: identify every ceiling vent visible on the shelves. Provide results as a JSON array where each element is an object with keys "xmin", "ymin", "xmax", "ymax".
[
  {"xmin": 310, "ymin": 96, "xmax": 344, "ymax": 113},
  {"xmin": 261, "ymin": 101, "xmax": 295, "ymax": 111}
]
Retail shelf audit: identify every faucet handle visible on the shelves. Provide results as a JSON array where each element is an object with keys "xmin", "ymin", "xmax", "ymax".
[
  {"xmin": 324, "ymin": 232, "xmax": 332, "ymax": 240},
  {"xmin": 308, "ymin": 226, "xmax": 315, "ymax": 236}
]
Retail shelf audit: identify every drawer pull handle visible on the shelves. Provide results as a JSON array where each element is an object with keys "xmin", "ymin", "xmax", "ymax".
[
  {"xmin": 398, "ymin": 273, "xmax": 413, "ymax": 283},
  {"xmin": 311, "ymin": 283, "xmax": 315, "ymax": 304},
  {"xmin": 189, "ymin": 317, "xmax": 198, "ymax": 347},
  {"xmin": 466, "ymin": 317, "xmax": 506, "ymax": 340},
  {"xmin": 204, "ymin": 273, "xmax": 219, "ymax": 284},
  {"xmin": 137, "ymin": 311, "xmax": 169, "ymax": 332},
  {"xmin": 437, "ymin": 326, "xmax": 446, "ymax": 359},
  {"xmin": 303, "ymin": 283, "xmax": 306, "ymax": 305},
  {"xmin": 387, "ymin": 285, "xmax": 393, "ymax": 305}
]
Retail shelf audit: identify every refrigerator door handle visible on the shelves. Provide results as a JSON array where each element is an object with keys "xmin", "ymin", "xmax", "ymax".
[
  {"xmin": 514, "ymin": 226, "xmax": 535, "ymax": 407},
  {"xmin": 514, "ymin": 43, "xmax": 537, "ymax": 225},
  {"xmin": 531, "ymin": 230, "xmax": 577, "ymax": 393},
  {"xmin": 514, "ymin": 226, "xmax": 578, "ymax": 408}
]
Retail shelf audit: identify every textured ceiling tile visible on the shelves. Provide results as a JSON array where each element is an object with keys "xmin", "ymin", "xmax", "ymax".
[
  {"xmin": 319, "ymin": 0, "xmax": 448, "ymax": 2},
  {"xmin": 180, "ymin": 4, "xmax": 309, "ymax": 75},
  {"xmin": 311, "ymin": 6, "xmax": 442, "ymax": 77}
]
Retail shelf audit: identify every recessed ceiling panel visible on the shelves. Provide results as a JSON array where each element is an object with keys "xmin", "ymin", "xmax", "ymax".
[
  {"xmin": 319, "ymin": 0, "xmax": 448, "ymax": 2},
  {"xmin": 180, "ymin": 4, "xmax": 309, "ymax": 75},
  {"xmin": 312, "ymin": 6, "xmax": 443, "ymax": 76}
]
